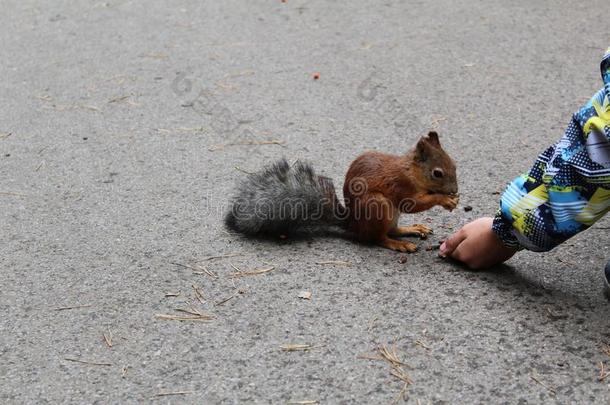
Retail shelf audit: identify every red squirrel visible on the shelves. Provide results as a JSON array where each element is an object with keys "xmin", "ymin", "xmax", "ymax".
[{"xmin": 225, "ymin": 131, "xmax": 458, "ymax": 252}]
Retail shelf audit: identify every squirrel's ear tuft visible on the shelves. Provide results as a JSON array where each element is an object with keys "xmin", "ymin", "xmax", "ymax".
[
  {"xmin": 416, "ymin": 137, "xmax": 429, "ymax": 161},
  {"xmin": 426, "ymin": 131, "xmax": 441, "ymax": 147}
]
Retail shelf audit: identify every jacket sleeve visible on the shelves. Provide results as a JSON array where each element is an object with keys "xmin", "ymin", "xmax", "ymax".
[{"xmin": 492, "ymin": 48, "xmax": 610, "ymax": 251}]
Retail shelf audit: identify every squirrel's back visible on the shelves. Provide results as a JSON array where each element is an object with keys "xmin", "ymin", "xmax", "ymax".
[{"xmin": 224, "ymin": 159, "xmax": 344, "ymax": 235}]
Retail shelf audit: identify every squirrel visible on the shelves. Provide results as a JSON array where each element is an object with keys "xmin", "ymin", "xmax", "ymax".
[{"xmin": 224, "ymin": 131, "xmax": 458, "ymax": 252}]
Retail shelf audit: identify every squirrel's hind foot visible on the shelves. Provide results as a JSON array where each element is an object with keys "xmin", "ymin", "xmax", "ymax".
[
  {"xmin": 379, "ymin": 238, "xmax": 418, "ymax": 253},
  {"xmin": 389, "ymin": 224, "xmax": 432, "ymax": 239}
]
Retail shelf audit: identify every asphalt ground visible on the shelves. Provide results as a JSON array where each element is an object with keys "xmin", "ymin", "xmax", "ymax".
[{"xmin": 1, "ymin": 1, "xmax": 609, "ymax": 403}]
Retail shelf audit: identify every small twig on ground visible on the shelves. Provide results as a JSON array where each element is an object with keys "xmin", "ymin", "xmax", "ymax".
[
  {"xmin": 601, "ymin": 343, "xmax": 610, "ymax": 358},
  {"xmin": 214, "ymin": 295, "xmax": 236, "ymax": 306},
  {"xmin": 360, "ymin": 344, "xmax": 413, "ymax": 401},
  {"xmin": 170, "ymin": 261, "xmax": 217, "ymax": 278},
  {"xmin": 165, "ymin": 291, "xmax": 181, "ymax": 297},
  {"xmin": 153, "ymin": 390, "xmax": 194, "ymax": 397},
  {"xmin": 208, "ymin": 139, "xmax": 285, "ymax": 152},
  {"xmin": 378, "ymin": 345, "xmax": 410, "ymax": 369},
  {"xmin": 287, "ymin": 401, "xmax": 319, "ymax": 404},
  {"xmin": 234, "ymin": 166, "xmax": 255, "ymax": 175},
  {"xmin": 49, "ymin": 104, "xmax": 100, "ymax": 112},
  {"xmin": 192, "ymin": 284, "xmax": 205, "ymax": 303},
  {"xmin": 192, "ymin": 267, "xmax": 218, "ymax": 278},
  {"xmin": 530, "ymin": 373, "xmax": 557, "ymax": 396},
  {"xmin": 229, "ymin": 264, "xmax": 275, "ymax": 278},
  {"xmin": 414, "ymin": 340, "xmax": 430, "ymax": 351},
  {"xmin": 174, "ymin": 307, "xmax": 205, "ymax": 316},
  {"xmin": 64, "ymin": 357, "xmax": 112, "ymax": 366},
  {"xmin": 392, "ymin": 382, "xmax": 410, "ymax": 405},
  {"xmin": 280, "ymin": 344, "xmax": 320, "ymax": 352},
  {"xmin": 599, "ymin": 362, "xmax": 610, "ymax": 381},
  {"xmin": 202, "ymin": 252, "xmax": 244, "ymax": 261},
  {"xmin": 155, "ymin": 313, "xmax": 213, "ymax": 322},
  {"xmin": 214, "ymin": 288, "xmax": 246, "ymax": 306},
  {"xmin": 103, "ymin": 330, "xmax": 113, "ymax": 348},
  {"xmin": 176, "ymin": 127, "xmax": 206, "ymax": 132},
  {"xmin": 108, "ymin": 95, "xmax": 130, "ymax": 104},
  {"xmin": 153, "ymin": 127, "xmax": 206, "ymax": 134},
  {"xmin": 53, "ymin": 304, "xmax": 91, "ymax": 311},
  {"xmin": 316, "ymin": 260, "xmax": 351, "ymax": 266},
  {"xmin": 390, "ymin": 367, "xmax": 413, "ymax": 385},
  {"xmin": 0, "ymin": 191, "xmax": 28, "ymax": 197}
]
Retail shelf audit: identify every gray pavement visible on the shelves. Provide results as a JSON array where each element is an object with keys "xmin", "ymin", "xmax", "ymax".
[{"xmin": 1, "ymin": 0, "xmax": 609, "ymax": 403}]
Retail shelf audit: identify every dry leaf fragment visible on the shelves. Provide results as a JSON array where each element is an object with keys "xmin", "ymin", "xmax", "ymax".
[{"xmin": 298, "ymin": 291, "xmax": 312, "ymax": 300}]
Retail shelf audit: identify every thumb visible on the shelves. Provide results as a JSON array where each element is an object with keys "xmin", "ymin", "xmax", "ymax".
[{"xmin": 439, "ymin": 228, "xmax": 467, "ymax": 258}]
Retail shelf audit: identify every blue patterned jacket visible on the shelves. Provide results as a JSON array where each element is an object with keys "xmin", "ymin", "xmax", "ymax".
[{"xmin": 492, "ymin": 48, "xmax": 610, "ymax": 251}]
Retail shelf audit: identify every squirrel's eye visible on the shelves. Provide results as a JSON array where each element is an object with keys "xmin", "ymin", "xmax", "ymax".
[{"xmin": 432, "ymin": 169, "xmax": 444, "ymax": 179}]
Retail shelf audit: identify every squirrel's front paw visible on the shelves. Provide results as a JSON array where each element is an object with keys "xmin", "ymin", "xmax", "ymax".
[{"xmin": 440, "ymin": 194, "xmax": 459, "ymax": 211}]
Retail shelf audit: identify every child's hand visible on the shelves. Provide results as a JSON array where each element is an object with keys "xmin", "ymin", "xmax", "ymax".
[{"xmin": 439, "ymin": 217, "xmax": 518, "ymax": 269}]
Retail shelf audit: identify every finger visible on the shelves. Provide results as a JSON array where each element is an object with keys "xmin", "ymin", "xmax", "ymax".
[
  {"xmin": 450, "ymin": 242, "xmax": 477, "ymax": 269},
  {"xmin": 439, "ymin": 227, "xmax": 467, "ymax": 257}
]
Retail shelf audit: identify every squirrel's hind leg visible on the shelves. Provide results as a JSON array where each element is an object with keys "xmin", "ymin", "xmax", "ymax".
[{"xmin": 389, "ymin": 224, "xmax": 432, "ymax": 239}]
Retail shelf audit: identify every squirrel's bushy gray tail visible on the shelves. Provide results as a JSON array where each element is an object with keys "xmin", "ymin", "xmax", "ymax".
[{"xmin": 225, "ymin": 159, "xmax": 345, "ymax": 235}]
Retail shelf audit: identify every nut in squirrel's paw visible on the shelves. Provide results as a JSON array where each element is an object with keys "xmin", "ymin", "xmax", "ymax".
[{"xmin": 441, "ymin": 194, "xmax": 459, "ymax": 211}]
